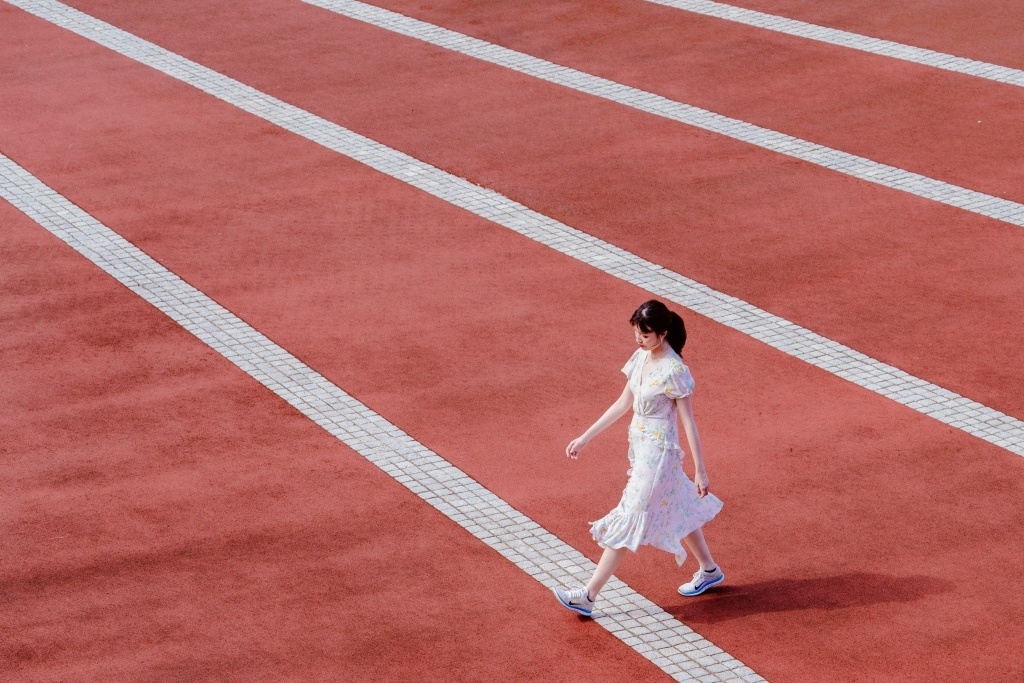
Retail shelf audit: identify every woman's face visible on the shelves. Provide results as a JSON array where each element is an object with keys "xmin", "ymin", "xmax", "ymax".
[{"xmin": 634, "ymin": 325, "xmax": 666, "ymax": 351}]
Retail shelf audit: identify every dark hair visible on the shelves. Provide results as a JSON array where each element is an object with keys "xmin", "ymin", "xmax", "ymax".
[{"xmin": 630, "ymin": 300, "xmax": 687, "ymax": 355}]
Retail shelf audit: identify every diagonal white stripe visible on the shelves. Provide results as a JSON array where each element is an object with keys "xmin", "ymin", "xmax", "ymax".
[
  {"xmin": 0, "ymin": 150, "xmax": 767, "ymax": 683},
  {"xmin": 299, "ymin": 0, "xmax": 1024, "ymax": 229},
  {"xmin": 5, "ymin": 0, "xmax": 1024, "ymax": 461},
  {"xmin": 647, "ymin": 0, "xmax": 1024, "ymax": 89}
]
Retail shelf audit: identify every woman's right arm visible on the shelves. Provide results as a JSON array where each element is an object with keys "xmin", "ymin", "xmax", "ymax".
[{"xmin": 566, "ymin": 382, "xmax": 633, "ymax": 459}]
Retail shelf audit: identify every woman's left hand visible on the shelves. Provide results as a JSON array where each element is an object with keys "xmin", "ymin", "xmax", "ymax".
[
  {"xmin": 566, "ymin": 436, "xmax": 589, "ymax": 460},
  {"xmin": 694, "ymin": 469, "xmax": 710, "ymax": 498}
]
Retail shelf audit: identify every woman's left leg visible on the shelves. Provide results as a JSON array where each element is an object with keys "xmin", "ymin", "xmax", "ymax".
[
  {"xmin": 679, "ymin": 527, "xmax": 725, "ymax": 596},
  {"xmin": 682, "ymin": 527, "xmax": 717, "ymax": 571}
]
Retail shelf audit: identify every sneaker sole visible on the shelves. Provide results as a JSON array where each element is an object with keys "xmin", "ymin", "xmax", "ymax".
[
  {"xmin": 678, "ymin": 573, "xmax": 725, "ymax": 597},
  {"xmin": 552, "ymin": 588, "xmax": 593, "ymax": 617}
]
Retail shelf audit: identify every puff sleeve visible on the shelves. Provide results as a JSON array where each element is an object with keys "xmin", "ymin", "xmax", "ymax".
[
  {"xmin": 663, "ymin": 360, "xmax": 695, "ymax": 399},
  {"xmin": 621, "ymin": 349, "xmax": 643, "ymax": 379}
]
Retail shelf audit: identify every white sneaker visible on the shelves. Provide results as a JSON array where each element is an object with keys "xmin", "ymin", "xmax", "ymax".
[
  {"xmin": 553, "ymin": 585, "xmax": 595, "ymax": 616},
  {"xmin": 678, "ymin": 567, "xmax": 725, "ymax": 597}
]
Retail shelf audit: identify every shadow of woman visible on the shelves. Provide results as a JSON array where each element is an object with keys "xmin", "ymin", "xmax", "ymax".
[{"xmin": 668, "ymin": 571, "xmax": 953, "ymax": 625}]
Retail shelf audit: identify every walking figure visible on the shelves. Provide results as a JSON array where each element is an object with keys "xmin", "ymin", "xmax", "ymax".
[{"xmin": 554, "ymin": 300, "xmax": 724, "ymax": 616}]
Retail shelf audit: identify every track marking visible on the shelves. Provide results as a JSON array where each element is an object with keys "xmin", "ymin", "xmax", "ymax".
[
  {"xmin": 298, "ymin": 0, "xmax": 1024, "ymax": 229},
  {"xmin": 646, "ymin": 0, "xmax": 1024, "ymax": 88},
  {"xmin": 0, "ymin": 151, "xmax": 767, "ymax": 683},
  {"xmin": 5, "ymin": 0, "xmax": 1024, "ymax": 462}
]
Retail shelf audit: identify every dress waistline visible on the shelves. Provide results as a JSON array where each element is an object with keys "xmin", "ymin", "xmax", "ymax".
[{"xmin": 632, "ymin": 413, "xmax": 672, "ymax": 421}]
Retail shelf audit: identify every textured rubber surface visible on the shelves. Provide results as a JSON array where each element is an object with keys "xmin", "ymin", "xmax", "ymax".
[
  {"xmin": 717, "ymin": 0, "xmax": 1024, "ymax": 71},
  {"xmin": 44, "ymin": 0, "xmax": 1024, "ymax": 423},
  {"xmin": 356, "ymin": 0, "xmax": 1024, "ymax": 204},
  {"xmin": 1, "ymin": 148, "xmax": 761, "ymax": 681},
  {"xmin": 2, "ymin": 2, "xmax": 1023, "ymax": 682},
  {"xmin": 643, "ymin": 0, "xmax": 1024, "ymax": 89},
  {"xmin": 0, "ymin": 197, "xmax": 669, "ymax": 683}
]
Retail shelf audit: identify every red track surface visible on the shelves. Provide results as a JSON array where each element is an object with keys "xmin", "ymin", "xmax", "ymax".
[
  {"xmin": 373, "ymin": 0, "xmax": 1024, "ymax": 204},
  {"xmin": 0, "ymin": 204, "xmax": 664, "ymax": 682},
  {"xmin": 46, "ymin": 0, "xmax": 1024, "ymax": 423},
  {"xmin": 2, "ymin": 2, "xmax": 1023, "ymax": 681},
  {"xmin": 719, "ymin": 0, "xmax": 1024, "ymax": 71}
]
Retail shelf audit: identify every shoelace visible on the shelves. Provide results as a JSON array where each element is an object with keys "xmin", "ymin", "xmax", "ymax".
[{"xmin": 567, "ymin": 587, "xmax": 591, "ymax": 603}]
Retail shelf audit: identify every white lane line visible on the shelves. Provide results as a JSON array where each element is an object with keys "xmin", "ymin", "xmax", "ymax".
[
  {"xmin": 5, "ymin": 0, "xmax": 1024, "ymax": 462},
  {"xmin": 0, "ymin": 151, "xmax": 767, "ymax": 683},
  {"xmin": 647, "ymin": 0, "xmax": 1024, "ymax": 89},
  {"xmin": 299, "ymin": 0, "xmax": 1024, "ymax": 229}
]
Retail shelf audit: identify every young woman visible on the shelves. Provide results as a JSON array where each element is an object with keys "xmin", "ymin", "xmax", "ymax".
[{"xmin": 553, "ymin": 300, "xmax": 724, "ymax": 617}]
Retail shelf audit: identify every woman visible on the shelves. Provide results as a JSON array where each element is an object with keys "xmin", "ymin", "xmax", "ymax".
[{"xmin": 554, "ymin": 300, "xmax": 724, "ymax": 617}]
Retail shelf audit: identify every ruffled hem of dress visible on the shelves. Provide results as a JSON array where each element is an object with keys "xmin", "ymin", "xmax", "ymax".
[
  {"xmin": 589, "ymin": 499, "xmax": 723, "ymax": 567},
  {"xmin": 590, "ymin": 511, "xmax": 687, "ymax": 566}
]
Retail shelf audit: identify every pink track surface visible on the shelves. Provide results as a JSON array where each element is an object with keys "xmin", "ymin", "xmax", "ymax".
[
  {"xmin": 718, "ymin": 0, "xmax": 1024, "ymax": 71},
  {"xmin": 0, "ymin": 201, "xmax": 666, "ymax": 682},
  {"xmin": 47, "ymin": 0, "xmax": 1024, "ymax": 422},
  {"xmin": 2, "ymin": 2, "xmax": 1022, "ymax": 681},
  {"xmin": 372, "ymin": 0, "xmax": 1024, "ymax": 204}
]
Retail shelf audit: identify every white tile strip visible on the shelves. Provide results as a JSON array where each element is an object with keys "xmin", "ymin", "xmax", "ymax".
[
  {"xmin": 647, "ymin": 0, "xmax": 1024, "ymax": 89},
  {"xmin": 0, "ymin": 151, "xmax": 766, "ymax": 683},
  {"xmin": 299, "ymin": 0, "xmax": 1024, "ymax": 229},
  {"xmin": 5, "ymin": 0, "xmax": 1023, "ymax": 460}
]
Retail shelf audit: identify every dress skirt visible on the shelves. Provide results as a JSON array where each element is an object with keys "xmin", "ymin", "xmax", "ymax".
[{"xmin": 590, "ymin": 414, "xmax": 723, "ymax": 566}]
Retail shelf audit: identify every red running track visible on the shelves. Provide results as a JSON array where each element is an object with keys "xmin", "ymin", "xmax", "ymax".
[
  {"xmin": 716, "ymin": 0, "xmax": 1024, "ymax": 72},
  {"xmin": 2, "ymin": 3, "xmax": 1023, "ymax": 682},
  {"xmin": 0, "ymin": 203, "xmax": 667, "ymax": 682},
  {"xmin": 41, "ymin": 0, "xmax": 1024, "ymax": 422},
  {"xmin": 369, "ymin": 0, "xmax": 1024, "ymax": 205}
]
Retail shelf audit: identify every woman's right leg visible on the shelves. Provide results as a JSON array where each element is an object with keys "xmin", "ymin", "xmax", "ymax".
[{"xmin": 586, "ymin": 546, "xmax": 629, "ymax": 600}]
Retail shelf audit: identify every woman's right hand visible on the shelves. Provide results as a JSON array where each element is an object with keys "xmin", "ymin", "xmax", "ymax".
[{"xmin": 566, "ymin": 436, "xmax": 589, "ymax": 460}]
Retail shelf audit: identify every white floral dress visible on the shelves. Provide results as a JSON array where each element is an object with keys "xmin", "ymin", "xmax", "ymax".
[{"xmin": 590, "ymin": 347, "xmax": 723, "ymax": 565}]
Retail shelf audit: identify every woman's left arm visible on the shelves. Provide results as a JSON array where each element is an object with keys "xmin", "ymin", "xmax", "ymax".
[{"xmin": 676, "ymin": 395, "xmax": 710, "ymax": 497}]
